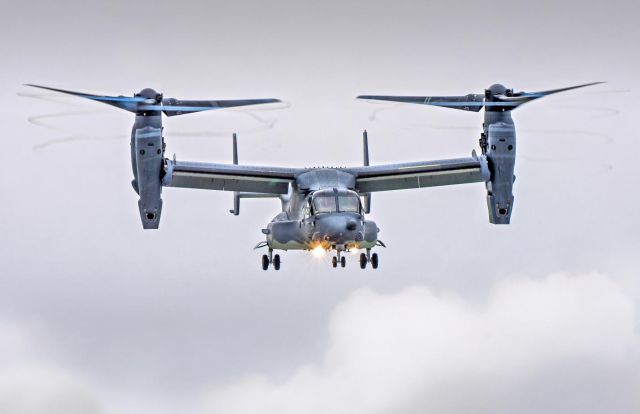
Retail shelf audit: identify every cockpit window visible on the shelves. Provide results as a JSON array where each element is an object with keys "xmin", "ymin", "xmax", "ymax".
[
  {"xmin": 313, "ymin": 196, "xmax": 337, "ymax": 213},
  {"xmin": 338, "ymin": 196, "xmax": 360, "ymax": 213}
]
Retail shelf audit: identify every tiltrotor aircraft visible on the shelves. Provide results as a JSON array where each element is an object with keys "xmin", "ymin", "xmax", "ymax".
[{"xmin": 27, "ymin": 82, "xmax": 601, "ymax": 270}]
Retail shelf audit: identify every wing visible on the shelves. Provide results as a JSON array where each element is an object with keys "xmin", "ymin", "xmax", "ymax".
[
  {"xmin": 165, "ymin": 160, "xmax": 299, "ymax": 194},
  {"xmin": 351, "ymin": 157, "xmax": 487, "ymax": 193}
]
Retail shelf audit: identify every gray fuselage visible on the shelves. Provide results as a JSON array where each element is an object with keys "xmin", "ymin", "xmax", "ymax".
[{"xmin": 266, "ymin": 183, "xmax": 379, "ymax": 252}]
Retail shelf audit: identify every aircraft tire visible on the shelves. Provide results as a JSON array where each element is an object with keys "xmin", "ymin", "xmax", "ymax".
[
  {"xmin": 262, "ymin": 254, "xmax": 269, "ymax": 271},
  {"xmin": 371, "ymin": 253, "xmax": 379, "ymax": 269},
  {"xmin": 273, "ymin": 254, "xmax": 281, "ymax": 271},
  {"xmin": 359, "ymin": 253, "xmax": 367, "ymax": 269},
  {"xmin": 340, "ymin": 256, "xmax": 346, "ymax": 268}
]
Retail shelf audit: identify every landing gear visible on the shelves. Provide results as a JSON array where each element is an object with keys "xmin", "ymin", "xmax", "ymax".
[
  {"xmin": 371, "ymin": 253, "xmax": 379, "ymax": 269},
  {"xmin": 332, "ymin": 251, "xmax": 347, "ymax": 268},
  {"xmin": 261, "ymin": 249, "xmax": 281, "ymax": 271},
  {"xmin": 358, "ymin": 249, "xmax": 379, "ymax": 270},
  {"xmin": 359, "ymin": 253, "xmax": 367, "ymax": 269}
]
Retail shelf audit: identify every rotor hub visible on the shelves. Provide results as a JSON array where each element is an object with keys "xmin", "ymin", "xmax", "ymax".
[
  {"xmin": 136, "ymin": 88, "xmax": 163, "ymax": 103},
  {"xmin": 485, "ymin": 83, "xmax": 508, "ymax": 100}
]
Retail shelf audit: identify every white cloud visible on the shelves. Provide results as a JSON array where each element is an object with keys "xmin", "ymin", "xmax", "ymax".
[
  {"xmin": 0, "ymin": 320, "xmax": 104, "ymax": 414},
  {"xmin": 205, "ymin": 273, "xmax": 640, "ymax": 414}
]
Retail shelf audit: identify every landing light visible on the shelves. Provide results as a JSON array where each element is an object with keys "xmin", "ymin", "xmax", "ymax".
[{"xmin": 312, "ymin": 245, "xmax": 326, "ymax": 258}]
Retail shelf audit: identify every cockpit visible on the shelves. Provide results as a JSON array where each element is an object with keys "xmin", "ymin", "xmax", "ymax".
[{"xmin": 309, "ymin": 189, "xmax": 362, "ymax": 215}]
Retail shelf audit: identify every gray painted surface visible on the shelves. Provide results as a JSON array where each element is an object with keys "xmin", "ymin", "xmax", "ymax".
[{"xmin": 24, "ymin": 81, "xmax": 599, "ymax": 267}]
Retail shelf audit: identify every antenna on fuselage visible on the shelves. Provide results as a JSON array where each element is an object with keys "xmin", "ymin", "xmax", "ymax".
[{"xmin": 362, "ymin": 130, "xmax": 371, "ymax": 214}]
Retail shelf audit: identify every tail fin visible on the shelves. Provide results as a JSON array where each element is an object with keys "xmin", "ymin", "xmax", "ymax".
[
  {"xmin": 363, "ymin": 130, "xmax": 370, "ymax": 167},
  {"xmin": 362, "ymin": 130, "xmax": 371, "ymax": 214},
  {"xmin": 230, "ymin": 133, "xmax": 240, "ymax": 216}
]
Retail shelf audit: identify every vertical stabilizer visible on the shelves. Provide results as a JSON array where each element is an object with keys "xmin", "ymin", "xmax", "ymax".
[
  {"xmin": 230, "ymin": 133, "xmax": 240, "ymax": 215},
  {"xmin": 362, "ymin": 130, "xmax": 371, "ymax": 214},
  {"xmin": 363, "ymin": 130, "xmax": 370, "ymax": 166}
]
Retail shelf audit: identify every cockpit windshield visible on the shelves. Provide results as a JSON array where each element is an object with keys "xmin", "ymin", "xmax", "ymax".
[
  {"xmin": 311, "ymin": 191, "xmax": 361, "ymax": 214},
  {"xmin": 338, "ymin": 196, "xmax": 360, "ymax": 213},
  {"xmin": 313, "ymin": 196, "xmax": 337, "ymax": 213}
]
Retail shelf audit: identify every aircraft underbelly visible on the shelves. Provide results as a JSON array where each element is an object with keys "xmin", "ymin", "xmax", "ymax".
[
  {"xmin": 269, "ymin": 240, "xmax": 308, "ymax": 250},
  {"xmin": 266, "ymin": 218, "xmax": 379, "ymax": 251}
]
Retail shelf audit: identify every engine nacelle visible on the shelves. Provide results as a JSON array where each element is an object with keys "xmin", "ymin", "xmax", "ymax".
[
  {"xmin": 133, "ymin": 126, "xmax": 164, "ymax": 229},
  {"xmin": 485, "ymin": 121, "xmax": 516, "ymax": 224}
]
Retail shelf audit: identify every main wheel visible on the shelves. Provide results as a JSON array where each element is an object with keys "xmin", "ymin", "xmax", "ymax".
[
  {"xmin": 332, "ymin": 256, "xmax": 338, "ymax": 268},
  {"xmin": 359, "ymin": 253, "xmax": 367, "ymax": 269},
  {"xmin": 371, "ymin": 253, "xmax": 379, "ymax": 269},
  {"xmin": 340, "ymin": 256, "xmax": 346, "ymax": 268},
  {"xmin": 261, "ymin": 254, "xmax": 270, "ymax": 271},
  {"xmin": 273, "ymin": 254, "xmax": 281, "ymax": 271}
]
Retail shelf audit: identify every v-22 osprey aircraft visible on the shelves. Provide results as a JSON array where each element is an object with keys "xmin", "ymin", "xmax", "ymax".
[{"xmin": 27, "ymin": 82, "xmax": 601, "ymax": 270}]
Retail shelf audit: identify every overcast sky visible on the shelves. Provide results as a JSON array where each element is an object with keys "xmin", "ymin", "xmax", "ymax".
[{"xmin": 1, "ymin": 1, "xmax": 639, "ymax": 413}]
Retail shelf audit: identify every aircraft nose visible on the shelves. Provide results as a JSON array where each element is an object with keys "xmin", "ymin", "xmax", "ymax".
[{"xmin": 313, "ymin": 214, "xmax": 363, "ymax": 244}]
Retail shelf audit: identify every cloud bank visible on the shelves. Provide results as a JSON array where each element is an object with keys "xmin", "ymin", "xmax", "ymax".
[
  {"xmin": 0, "ymin": 320, "xmax": 103, "ymax": 414},
  {"xmin": 205, "ymin": 273, "xmax": 640, "ymax": 414}
]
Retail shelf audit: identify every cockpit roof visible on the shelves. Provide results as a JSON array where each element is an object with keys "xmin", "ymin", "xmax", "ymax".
[
  {"xmin": 310, "ymin": 188, "xmax": 362, "ymax": 214},
  {"xmin": 311, "ymin": 188, "xmax": 358, "ymax": 198}
]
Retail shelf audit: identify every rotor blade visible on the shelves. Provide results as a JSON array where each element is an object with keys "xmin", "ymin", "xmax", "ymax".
[
  {"xmin": 357, "ymin": 94, "xmax": 485, "ymax": 112},
  {"xmin": 25, "ymin": 84, "xmax": 144, "ymax": 112},
  {"xmin": 519, "ymin": 82, "xmax": 605, "ymax": 98},
  {"xmin": 496, "ymin": 82, "xmax": 605, "ymax": 106},
  {"xmin": 160, "ymin": 98, "xmax": 282, "ymax": 117}
]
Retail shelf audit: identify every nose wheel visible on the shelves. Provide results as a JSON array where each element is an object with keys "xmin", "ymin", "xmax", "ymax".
[
  {"xmin": 332, "ymin": 252, "xmax": 347, "ymax": 268},
  {"xmin": 359, "ymin": 249, "xmax": 379, "ymax": 269},
  {"xmin": 261, "ymin": 249, "xmax": 281, "ymax": 271}
]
